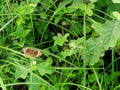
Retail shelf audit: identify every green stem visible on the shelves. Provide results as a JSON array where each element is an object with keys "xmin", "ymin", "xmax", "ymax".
[
  {"xmin": 112, "ymin": 48, "xmax": 115, "ymax": 88},
  {"xmin": 83, "ymin": 5, "xmax": 87, "ymax": 87},
  {"xmin": 92, "ymin": 67, "xmax": 102, "ymax": 90}
]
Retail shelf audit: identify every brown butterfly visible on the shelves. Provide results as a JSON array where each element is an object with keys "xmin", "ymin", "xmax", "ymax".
[{"xmin": 22, "ymin": 47, "xmax": 42, "ymax": 58}]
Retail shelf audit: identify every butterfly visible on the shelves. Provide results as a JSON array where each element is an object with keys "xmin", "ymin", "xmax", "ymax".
[{"xmin": 22, "ymin": 47, "xmax": 42, "ymax": 58}]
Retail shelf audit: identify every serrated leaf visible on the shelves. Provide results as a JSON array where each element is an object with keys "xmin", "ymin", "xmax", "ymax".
[
  {"xmin": 53, "ymin": 33, "xmax": 69, "ymax": 46},
  {"xmin": 69, "ymin": 38, "xmax": 84, "ymax": 49},
  {"xmin": 60, "ymin": 49, "xmax": 74, "ymax": 58},
  {"xmin": 101, "ymin": 20, "xmax": 120, "ymax": 49}
]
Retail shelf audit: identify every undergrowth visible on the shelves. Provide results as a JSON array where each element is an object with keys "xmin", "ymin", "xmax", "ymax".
[{"xmin": 0, "ymin": 0, "xmax": 120, "ymax": 90}]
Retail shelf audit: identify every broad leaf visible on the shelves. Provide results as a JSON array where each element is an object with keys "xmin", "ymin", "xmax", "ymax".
[
  {"xmin": 27, "ymin": 73, "xmax": 51, "ymax": 90},
  {"xmin": 85, "ymin": 38, "xmax": 104, "ymax": 65},
  {"xmin": 101, "ymin": 20, "xmax": 120, "ymax": 49},
  {"xmin": 36, "ymin": 57, "xmax": 55, "ymax": 76},
  {"xmin": 15, "ymin": 65, "xmax": 30, "ymax": 79}
]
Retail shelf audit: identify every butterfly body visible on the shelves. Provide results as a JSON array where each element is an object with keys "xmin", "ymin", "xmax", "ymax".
[{"xmin": 22, "ymin": 47, "xmax": 42, "ymax": 58}]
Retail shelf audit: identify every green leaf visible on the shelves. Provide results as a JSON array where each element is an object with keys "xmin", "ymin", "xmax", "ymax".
[
  {"xmin": 101, "ymin": 20, "xmax": 120, "ymax": 49},
  {"xmin": 27, "ymin": 73, "xmax": 50, "ymax": 90},
  {"xmin": 17, "ymin": 3, "xmax": 34, "ymax": 15},
  {"xmin": 88, "ymin": 3, "xmax": 95, "ymax": 9},
  {"xmin": 86, "ymin": 8, "xmax": 93, "ymax": 16},
  {"xmin": 54, "ymin": 0, "xmax": 72, "ymax": 15},
  {"xmin": 40, "ymin": 12, "xmax": 48, "ymax": 19},
  {"xmin": 79, "ymin": 3, "xmax": 86, "ymax": 10},
  {"xmin": 97, "ymin": 0, "xmax": 112, "ymax": 7},
  {"xmin": 36, "ymin": 57, "xmax": 55, "ymax": 76},
  {"xmin": 53, "ymin": 33, "xmax": 69, "ymax": 46},
  {"xmin": 35, "ymin": 21, "xmax": 47, "ymax": 35},
  {"xmin": 10, "ymin": 29, "xmax": 31, "ymax": 38},
  {"xmin": 106, "ymin": 4, "xmax": 120, "ymax": 14},
  {"xmin": 91, "ymin": 20, "xmax": 102, "ymax": 35},
  {"xmin": 69, "ymin": 38, "xmax": 84, "ymax": 49},
  {"xmin": 60, "ymin": 49, "xmax": 75, "ymax": 58},
  {"xmin": 66, "ymin": 6, "xmax": 77, "ymax": 13},
  {"xmin": 90, "ymin": 0, "xmax": 97, "ymax": 3},
  {"xmin": 13, "ymin": 38, "xmax": 26, "ymax": 47},
  {"xmin": 40, "ymin": 0, "xmax": 52, "ymax": 9},
  {"xmin": 112, "ymin": 0, "xmax": 120, "ymax": 3},
  {"xmin": 54, "ymin": 15, "xmax": 62, "ymax": 24},
  {"xmin": 15, "ymin": 65, "xmax": 30, "ymax": 79},
  {"xmin": 51, "ymin": 46, "xmax": 59, "ymax": 53},
  {"xmin": 112, "ymin": 11, "xmax": 120, "ymax": 19},
  {"xmin": 72, "ymin": 0, "xmax": 83, "ymax": 9},
  {"xmin": 43, "ymin": 49, "xmax": 50, "ymax": 57},
  {"xmin": 29, "ymin": 0, "xmax": 39, "ymax": 4},
  {"xmin": 16, "ymin": 17, "xmax": 26, "ymax": 25},
  {"xmin": 10, "ymin": 25, "xmax": 31, "ymax": 38},
  {"xmin": 85, "ymin": 38, "xmax": 104, "ymax": 65}
]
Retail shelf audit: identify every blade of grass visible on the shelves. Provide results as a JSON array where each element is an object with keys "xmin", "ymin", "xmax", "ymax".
[
  {"xmin": 55, "ymin": 82, "xmax": 92, "ymax": 90},
  {"xmin": 92, "ymin": 67, "xmax": 102, "ymax": 90},
  {"xmin": 0, "ymin": 16, "xmax": 17, "ymax": 32},
  {"xmin": 0, "ymin": 77, "xmax": 7, "ymax": 90}
]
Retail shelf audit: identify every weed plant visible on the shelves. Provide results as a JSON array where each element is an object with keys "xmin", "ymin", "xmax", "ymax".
[{"xmin": 0, "ymin": 0, "xmax": 120, "ymax": 90}]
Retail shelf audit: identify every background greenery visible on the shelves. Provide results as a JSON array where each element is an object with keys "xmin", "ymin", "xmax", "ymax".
[{"xmin": 0, "ymin": 0, "xmax": 120, "ymax": 90}]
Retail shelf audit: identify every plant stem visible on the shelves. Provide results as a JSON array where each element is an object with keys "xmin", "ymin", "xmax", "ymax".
[
  {"xmin": 83, "ymin": 4, "xmax": 87, "ymax": 88},
  {"xmin": 92, "ymin": 67, "xmax": 102, "ymax": 90},
  {"xmin": 112, "ymin": 48, "xmax": 115, "ymax": 88}
]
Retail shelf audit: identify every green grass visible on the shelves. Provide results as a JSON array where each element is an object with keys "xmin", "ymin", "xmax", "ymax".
[{"xmin": 0, "ymin": 0, "xmax": 120, "ymax": 90}]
